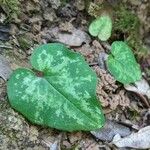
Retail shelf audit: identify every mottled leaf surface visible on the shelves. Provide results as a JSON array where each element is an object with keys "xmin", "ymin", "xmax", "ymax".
[
  {"xmin": 89, "ymin": 15, "xmax": 112, "ymax": 41},
  {"xmin": 7, "ymin": 43, "xmax": 105, "ymax": 131},
  {"xmin": 106, "ymin": 41, "xmax": 142, "ymax": 84}
]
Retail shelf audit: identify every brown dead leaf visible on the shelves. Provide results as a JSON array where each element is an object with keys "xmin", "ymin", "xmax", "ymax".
[{"xmin": 94, "ymin": 66, "xmax": 130, "ymax": 109}]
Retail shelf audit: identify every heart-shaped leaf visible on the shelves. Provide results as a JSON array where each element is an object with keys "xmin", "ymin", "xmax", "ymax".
[
  {"xmin": 7, "ymin": 43, "xmax": 105, "ymax": 131},
  {"xmin": 106, "ymin": 41, "xmax": 142, "ymax": 84},
  {"xmin": 89, "ymin": 15, "xmax": 112, "ymax": 41}
]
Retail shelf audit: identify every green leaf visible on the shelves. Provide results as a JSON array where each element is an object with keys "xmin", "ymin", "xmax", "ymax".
[
  {"xmin": 7, "ymin": 43, "xmax": 105, "ymax": 131},
  {"xmin": 89, "ymin": 15, "xmax": 112, "ymax": 41},
  {"xmin": 106, "ymin": 41, "xmax": 142, "ymax": 84}
]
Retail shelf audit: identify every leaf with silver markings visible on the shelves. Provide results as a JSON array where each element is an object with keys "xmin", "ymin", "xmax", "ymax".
[
  {"xmin": 7, "ymin": 43, "xmax": 105, "ymax": 131},
  {"xmin": 106, "ymin": 41, "xmax": 142, "ymax": 84}
]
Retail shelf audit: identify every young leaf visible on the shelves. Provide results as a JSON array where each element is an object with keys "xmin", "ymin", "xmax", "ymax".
[
  {"xmin": 89, "ymin": 15, "xmax": 112, "ymax": 41},
  {"xmin": 7, "ymin": 43, "xmax": 105, "ymax": 131},
  {"xmin": 106, "ymin": 41, "xmax": 142, "ymax": 84}
]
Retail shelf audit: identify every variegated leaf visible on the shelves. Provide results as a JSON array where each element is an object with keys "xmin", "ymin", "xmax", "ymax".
[
  {"xmin": 106, "ymin": 41, "xmax": 142, "ymax": 84},
  {"xmin": 89, "ymin": 15, "xmax": 112, "ymax": 41},
  {"xmin": 7, "ymin": 43, "xmax": 105, "ymax": 131}
]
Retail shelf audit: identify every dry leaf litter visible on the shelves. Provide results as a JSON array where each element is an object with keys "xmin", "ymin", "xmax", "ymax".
[{"xmin": 94, "ymin": 66, "xmax": 130, "ymax": 110}]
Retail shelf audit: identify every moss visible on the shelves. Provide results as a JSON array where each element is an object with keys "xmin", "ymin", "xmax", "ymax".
[
  {"xmin": 113, "ymin": 5, "xmax": 149, "ymax": 58},
  {"xmin": 114, "ymin": 6, "xmax": 139, "ymax": 33},
  {"xmin": 0, "ymin": 0, "xmax": 20, "ymax": 21}
]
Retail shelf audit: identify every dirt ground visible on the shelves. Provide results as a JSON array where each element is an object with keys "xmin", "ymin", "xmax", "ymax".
[{"xmin": 0, "ymin": 0, "xmax": 150, "ymax": 149}]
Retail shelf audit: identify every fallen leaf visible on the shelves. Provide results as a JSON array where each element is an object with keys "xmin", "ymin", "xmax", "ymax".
[
  {"xmin": 124, "ymin": 78, "xmax": 150, "ymax": 99},
  {"xmin": 42, "ymin": 27, "xmax": 91, "ymax": 46},
  {"xmin": 91, "ymin": 119, "xmax": 131, "ymax": 141},
  {"xmin": 0, "ymin": 55, "xmax": 12, "ymax": 80},
  {"xmin": 112, "ymin": 126, "xmax": 150, "ymax": 149}
]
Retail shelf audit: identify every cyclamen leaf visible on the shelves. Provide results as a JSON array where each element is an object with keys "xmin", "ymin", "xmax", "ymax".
[
  {"xmin": 7, "ymin": 43, "xmax": 105, "ymax": 131},
  {"xmin": 106, "ymin": 41, "xmax": 142, "ymax": 84},
  {"xmin": 89, "ymin": 15, "xmax": 112, "ymax": 41}
]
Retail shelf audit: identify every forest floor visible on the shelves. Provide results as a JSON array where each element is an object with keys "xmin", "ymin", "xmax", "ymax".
[{"xmin": 0, "ymin": 0, "xmax": 150, "ymax": 149}]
